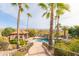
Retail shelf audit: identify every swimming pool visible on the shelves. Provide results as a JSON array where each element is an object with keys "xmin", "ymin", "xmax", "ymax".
[{"xmin": 32, "ymin": 38, "xmax": 48, "ymax": 43}]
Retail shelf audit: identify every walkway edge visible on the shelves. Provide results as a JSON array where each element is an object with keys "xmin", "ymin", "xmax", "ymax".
[{"xmin": 42, "ymin": 45, "xmax": 52, "ymax": 56}]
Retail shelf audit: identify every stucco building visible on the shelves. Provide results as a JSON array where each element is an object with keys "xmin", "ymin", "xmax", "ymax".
[{"xmin": 9, "ymin": 30, "xmax": 29, "ymax": 40}]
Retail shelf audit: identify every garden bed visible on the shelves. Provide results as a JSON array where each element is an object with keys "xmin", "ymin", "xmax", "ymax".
[{"xmin": 12, "ymin": 42, "xmax": 33, "ymax": 56}]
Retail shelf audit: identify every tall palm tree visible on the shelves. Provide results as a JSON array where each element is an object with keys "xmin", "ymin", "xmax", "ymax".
[
  {"xmin": 55, "ymin": 3, "xmax": 70, "ymax": 39},
  {"xmin": 27, "ymin": 13, "xmax": 32, "ymax": 31},
  {"xmin": 26, "ymin": 13, "xmax": 32, "ymax": 38},
  {"xmin": 38, "ymin": 3, "xmax": 54, "ymax": 49},
  {"xmin": 38, "ymin": 3, "xmax": 70, "ymax": 49},
  {"xmin": 12, "ymin": 3, "xmax": 29, "ymax": 49}
]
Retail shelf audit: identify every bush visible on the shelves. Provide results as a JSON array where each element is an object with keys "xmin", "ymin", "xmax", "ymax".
[
  {"xmin": 19, "ymin": 39, "xmax": 27, "ymax": 46},
  {"xmin": 68, "ymin": 39, "xmax": 79, "ymax": 52},
  {"xmin": 10, "ymin": 39, "xmax": 17, "ymax": 44},
  {"xmin": 28, "ymin": 29, "xmax": 37, "ymax": 37},
  {"xmin": 54, "ymin": 48, "xmax": 75, "ymax": 56},
  {"xmin": 55, "ymin": 39, "xmax": 79, "ymax": 55},
  {"xmin": 68, "ymin": 26, "xmax": 79, "ymax": 38},
  {"xmin": 54, "ymin": 40, "xmax": 70, "ymax": 56},
  {"xmin": 0, "ymin": 36, "xmax": 9, "ymax": 42},
  {"xmin": 0, "ymin": 42, "xmax": 9, "ymax": 51},
  {"xmin": 13, "ymin": 43, "xmax": 33, "ymax": 56},
  {"xmin": 10, "ymin": 39, "xmax": 27, "ymax": 46}
]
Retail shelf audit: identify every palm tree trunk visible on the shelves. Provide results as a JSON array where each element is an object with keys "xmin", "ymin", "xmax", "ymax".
[
  {"xmin": 27, "ymin": 16, "xmax": 29, "ymax": 38},
  {"xmin": 63, "ymin": 28, "xmax": 67, "ymax": 39},
  {"xmin": 56, "ymin": 16, "xmax": 60, "ymax": 39},
  {"xmin": 48, "ymin": 3, "xmax": 54, "ymax": 50},
  {"xmin": 64, "ymin": 29, "xmax": 66, "ymax": 39},
  {"xmin": 27, "ymin": 16, "xmax": 29, "ymax": 31},
  {"xmin": 16, "ymin": 3, "xmax": 22, "ymax": 49}
]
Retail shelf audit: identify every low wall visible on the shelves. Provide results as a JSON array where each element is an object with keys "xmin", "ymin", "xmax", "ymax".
[{"xmin": 42, "ymin": 43, "xmax": 53, "ymax": 56}]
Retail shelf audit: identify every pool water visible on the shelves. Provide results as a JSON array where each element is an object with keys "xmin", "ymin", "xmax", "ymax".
[{"xmin": 33, "ymin": 38, "xmax": 48, "ymax": 43}]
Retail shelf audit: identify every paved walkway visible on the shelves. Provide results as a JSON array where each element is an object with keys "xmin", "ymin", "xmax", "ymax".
[{"xmin": 28, "ymin": 42, "xmax": 48, "ymax": 56}]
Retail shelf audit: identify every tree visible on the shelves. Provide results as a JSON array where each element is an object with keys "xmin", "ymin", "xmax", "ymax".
[
  {"xmin": 56, "ymin": 3, "xmax": 70, "ymax": 39},
  {"xmin": 1, "ymin": 27, "xmax": 15, "ymax": 36},
  {"xmin": 26, "ymin": 13, "xmax": 32, "ymax": 31},
  {"xmin": 62, "ymin": 26, "xmax": 68, "ymax": 39},
  {"xmin": 28, "ymin": 29, "xmax": 37, "ymax": 37},
  {"xmin": 68, "ymin": 27, "xmax": 76, "ymax": 37},
  {"xmin": 38, "ymin": 3, "xmax": 54, "ymax": 50},
  {"xmin": 68, "ymin": 26, "xmax": 79, "ymax": 38},
  {"xmin": 12, "ymin": 3, "xmax": 29, "ymax": 49}
]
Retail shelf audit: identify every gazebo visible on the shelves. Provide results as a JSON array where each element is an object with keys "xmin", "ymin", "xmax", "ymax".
[{"xmin": 9, "ymin": 30, "xmax": 29, "ymax": 40}]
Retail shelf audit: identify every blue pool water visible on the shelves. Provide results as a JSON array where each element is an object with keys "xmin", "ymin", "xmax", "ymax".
[{"xmin": 33, "ymin": 38, "xmax": 48, "ymax": 43}]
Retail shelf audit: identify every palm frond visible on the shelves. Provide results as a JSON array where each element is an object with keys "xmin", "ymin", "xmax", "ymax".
[
  {"xmin": 25, "ymin": 4, "xmax": 29, "ymax": 9},
  {"xmin": 20, "ymin": 8, "xmax": 24, "ymax": 13},
  {"xmin": 11, "ymin": 3, "xmax": 17, "ymax": 6},
  {"xmin": 56, "ymin": 9, "xmax": 65, "ymax": 16},
  {"xmin": 27, "ymin": 13, "xmax": 32, "ymax": 17},
  {"xmin": 42, "ymin": 11, "xmax": 47, "ymax": 17},
  {"xmin": 57, "ymin": 3, "xmax": 70, "ymax": 11},
  {"xmin": 46, "ymin": 12, "xmax": 50, "ymax": 19},
  {"xmin": 38, "ymin": 3, "xmax": 48, "ymax": 10}
]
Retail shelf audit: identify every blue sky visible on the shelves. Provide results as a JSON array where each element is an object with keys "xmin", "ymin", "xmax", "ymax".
[
  {"xmin": 0, "ymin": 3, "xmax": 50, "ymax": 29},
  {"xmin": 0, "ymin": 3, "xmax": 79, "ymax": 29}
]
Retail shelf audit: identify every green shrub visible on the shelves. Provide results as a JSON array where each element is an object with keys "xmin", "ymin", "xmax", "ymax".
[
  {"xmin": 68, "ymin": 39, "xmax": 79, "ymax": 52},
  {"xmin": 19, "ymin": 39, "xmax": 27, "ymax": 46},
  {"xmin": 54, "ymin": 48, "xmax": 75, "ymax": 56},
  {"xmin": 10, "ymin": 39, "xmax": 27, "ymax": 46},
  {"xmin": 10, "ymin": 39, "xmax": 17, "ymax": 44}
]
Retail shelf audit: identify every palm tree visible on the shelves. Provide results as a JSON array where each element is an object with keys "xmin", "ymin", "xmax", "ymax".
[
  {"xmin": 55, "ymin": 3, "xmax": 70, "ymax": 39},
  {"xmin": 38, "ymin": 3, "xmax": 70, "ymax": 50},
  {"xmin": 38, "ymin": 3, "xmax": 54, "ymax": 49},
  {"xmin": 27, "ymin": 13, "xmax": 32, "ymax": 31},
  {"xmin": 62, "ymin": 26, "xmax": 68, "ymax": 39},
  {"xmin": 26, "ymin": 13, "xmax": 32, "ymax": 38},
  {"xmin": 12, "ymin": 3, "xmax": 29, "ymax": 49}
]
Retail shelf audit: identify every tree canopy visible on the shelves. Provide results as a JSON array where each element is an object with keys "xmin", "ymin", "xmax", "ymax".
[{"xmin": 1, "ymin": 27, "xmax": 15, "ymax": 36}]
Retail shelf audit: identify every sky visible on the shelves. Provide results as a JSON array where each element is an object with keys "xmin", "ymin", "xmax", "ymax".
[{"xmin": 0, "ymin": 3, "xmax": 79, "ymax": 29}]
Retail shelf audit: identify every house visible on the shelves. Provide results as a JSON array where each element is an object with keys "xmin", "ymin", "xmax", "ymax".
[{"xmin": 9, "ymin": 30, "xmax": 29, "ymax": 40}]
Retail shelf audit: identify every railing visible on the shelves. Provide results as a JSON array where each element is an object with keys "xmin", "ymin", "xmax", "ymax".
[
  {"xmin": 0, "ymin": 42, "xmax": 33, "ymax": 56},
  {"xmin": 42, "ymin": 42, "xmax": 79, "ymax": 56}
]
